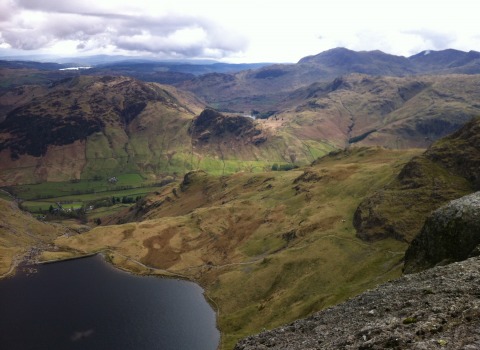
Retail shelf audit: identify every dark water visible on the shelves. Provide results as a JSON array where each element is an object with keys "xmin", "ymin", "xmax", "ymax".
[{"xmin": 0, "ymin": 255, "xmax": 219, "ymax": 350}]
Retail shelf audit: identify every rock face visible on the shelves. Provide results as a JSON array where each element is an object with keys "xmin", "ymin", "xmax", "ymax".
[
  {"xmin": 190, "ymin": 108, "xmax": 266, "ymax": 145},
  {"xmin": 235, "ymin": 257, "xmax": 480, "ymax": 350},
  {"xmin": 404, "ymin": 192, "xmax": 480, "ymax": 274}
]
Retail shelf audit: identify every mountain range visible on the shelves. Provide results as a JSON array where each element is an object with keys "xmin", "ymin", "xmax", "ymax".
[
  {"xmin": 174, "ymin": 48, "xmax": 480, "ymax": 110},
  {"xmin": 2, "ymin": 63, "xmax": 480, "ymax": 185}
]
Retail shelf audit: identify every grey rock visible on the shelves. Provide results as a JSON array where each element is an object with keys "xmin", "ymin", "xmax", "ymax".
[
  {"xmin": 404, "ymin": 191, "xmax": 480, "ymax": 273},
  {"xmin": 234, "ymin": 257, "xmax": 480, "ymax": 350}
]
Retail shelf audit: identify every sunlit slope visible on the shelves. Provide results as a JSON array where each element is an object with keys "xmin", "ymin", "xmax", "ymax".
[
  {"xmin": 56, "ymin": 147, "xmax": 421, "ymax": 349},
  {"xmin": 0, "ymin": 76, "xmax": 336, "ymax": 186},
  {"xmin": 354, "ymin": 116, "xmax": 480, "ymax": 243},
  {"xmin": 275, "ymin": 74, "xmax": 480, "ymax": 149},
  {"xmin": 0, "ymin": 198, "xmax": 62, "ymax": 277},
  {"xmin": 181, "ymin": 74, "xmax": 480, "ymax": 154},
  {"xmin": 0, "ymin": 76, "xmax": 204, "ymax": 185}
]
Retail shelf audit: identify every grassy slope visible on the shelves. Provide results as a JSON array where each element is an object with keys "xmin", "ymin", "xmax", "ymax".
[
  {"xmin": 3, "ymin": 72, "xmax": 480, "ymax": 189},
  {"xmin": 0, "ymin": 198, "xmax": 62, "ymax": 277},
  {"xmin": 277, "ymin": 74, "xmax": 480, "ymax": 150},
  {"xmin": 354, "ymin": 116, "xmax": 480, "ymax": 243},
  {"xmin": 54, "ymin": 147, "xmax": 421, "ymax": 349},
  {"xmin": 0, "ymin": 75, "xmax": 337, "ymax": 186}
]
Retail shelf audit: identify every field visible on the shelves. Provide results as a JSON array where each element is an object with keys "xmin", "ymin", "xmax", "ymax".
[
  {"xmin": 6, "ymin": 173, "xmax": 150, "ymax": 200},
  {"xmin": 2, "ymin": 173, "xmax": 177, "ymax": 224}
]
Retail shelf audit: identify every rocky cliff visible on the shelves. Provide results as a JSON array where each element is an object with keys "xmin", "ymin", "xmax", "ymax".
[
  {"xmin": 235, "ymin": 256, "xmax": 480, "ymax": 349},
  {"xmin": 190, "ymin": 108, "xmax": 266, "ymax": 146}
]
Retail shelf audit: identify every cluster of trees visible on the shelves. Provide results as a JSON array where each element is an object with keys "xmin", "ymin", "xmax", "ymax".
[
  {"xmin": 46, "ymin": 204, "xmax": 87, "ymax": 222},
  {"xmin": 271, "ymin": 163, "xmax": 299, "ymax": 171},
  {"xmin": 111, "ymin": 196, "xmax": 141, "ymax": 204},
  {"xmin": 251, "ymin": 110, "xmax": 277, "ymax": 120},
  {"xmin": 90, "ymin": 195, "xmax": 141, "ymax": 209},
  {"xmin": 38, "ymin": 195, "xmax": 143, "ymax": 222}
]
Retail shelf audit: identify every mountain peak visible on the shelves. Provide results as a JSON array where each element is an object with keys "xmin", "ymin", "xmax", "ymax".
[
  {"xmin": 297, "ymin": 47, "xmax": 413, "ymax": 76},
  {"xmin": 298, "ymin": 47, "xmax": 357, "ymax": 64}
]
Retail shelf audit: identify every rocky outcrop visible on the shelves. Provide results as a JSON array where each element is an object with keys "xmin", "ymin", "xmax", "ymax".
[
  {"xmin": 235, "ymin": 256, "xmax": 480, "ymax": 350},
  {"xmin": 189, "ymin": 108, "xmax": 266, "ymax": 145},
  {"xmin": 404, "ymin": 192, "xmax": 480, "ymax": 274}
]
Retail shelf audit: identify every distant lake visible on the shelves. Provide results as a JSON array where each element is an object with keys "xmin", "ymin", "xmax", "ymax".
[{"xmin": 0, "ymin": 255, "xmax": 219, "ymax": 350}]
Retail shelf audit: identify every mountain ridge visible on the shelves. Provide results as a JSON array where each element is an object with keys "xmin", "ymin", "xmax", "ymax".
[{"xmin": 2, "ymin": 73, "xmax": 480, "ymax": 185}]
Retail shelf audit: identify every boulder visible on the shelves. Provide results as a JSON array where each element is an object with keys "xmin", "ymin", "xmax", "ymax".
[{"xmin": 404, "ymin": 191, "xmax": 480, "ymax": 273}]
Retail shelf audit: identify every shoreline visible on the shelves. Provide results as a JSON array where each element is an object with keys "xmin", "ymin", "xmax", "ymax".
[{"xmin": 38, "ymin": 252, "xmax": 98, "ymax": 265}]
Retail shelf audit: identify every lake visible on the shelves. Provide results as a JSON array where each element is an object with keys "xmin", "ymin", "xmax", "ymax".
[{"xmin": 0, "ymin": 255, "xmax": 220, "ymax": 350}]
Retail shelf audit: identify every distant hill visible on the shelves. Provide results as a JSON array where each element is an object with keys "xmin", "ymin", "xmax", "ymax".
[
  {"xmin": 298, "ymin": 47, "xmax": 416, "ymax": 75},
  {"xmin": 277, "ymin": 74, "xmax": 480, "ymax": 149},
  {"xmin": 2, "ymin": 49, "xmax": 480, "ymax": 185},
  {"xmin": 0, "ymin": 60, "xmax": 68, "ymax": 70},
  {"xmin": 0, "ymin": 76, "xmax": 205, "ymax": 185},
  {"xmin": 0, "ymin": 76, "xmax": 335, "ymax": 186},
  {"xmin": 0, "ymin": 57, "xmax": 271, "ymax": 88},
  {"xmin": 175, "ymin": 47, "xmax": 480, "ymax": 111},
  {"xmin": 2, "ymin": 73, "xmax": 480, "ymax": 185},
  {"xmin": 4, "ymin": 47, "xmax": 480, "ymax": 108},
  {"xmin": 3, "ymin": 47, "xmax": 480, "ymax": 111},
  {"xmin": 409, "ymin": 49, "xmax": 480, "ymax": 73}
]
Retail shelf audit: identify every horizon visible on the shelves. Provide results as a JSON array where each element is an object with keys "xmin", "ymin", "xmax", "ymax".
[
  {"xmin": 0, "ymin": 47, "xmax": 477, "ymax": 66},
  {"xmin": 0, "ymin": 0, "xmax": 478, "ymax": 63}
]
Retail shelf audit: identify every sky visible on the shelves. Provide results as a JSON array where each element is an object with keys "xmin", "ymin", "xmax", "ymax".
[{"xmin": 0, "ymin": 0, "xmax": 478, "ymax": 63}]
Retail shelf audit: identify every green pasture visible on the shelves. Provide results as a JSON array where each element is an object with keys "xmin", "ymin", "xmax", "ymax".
[
  {"xmin": 4, "ymin": 173, "xmax": 152, "ymax": 200},
  {"xmin": 17, "ymin": 184, "xmax": 168, "ymax": 214}
]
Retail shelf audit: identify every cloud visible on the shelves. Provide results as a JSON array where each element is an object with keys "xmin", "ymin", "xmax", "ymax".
[
  {"xmin": 0, "ymin": 0, "xmax": 478, "ymax": 62},
  {"xmin": 0, "ymin": 0, "xmax": 18, "ymax": 21},
  {"xmin": 404, "ymin": 29, "xmax": 457, "ymax": 51},
  {"xmin": 0, "ymin": 0, "xmax": 248, "ymax": 58}
]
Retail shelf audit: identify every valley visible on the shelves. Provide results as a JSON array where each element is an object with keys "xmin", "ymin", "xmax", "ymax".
[{"xmin": 1, "ymin": 47, "xmax": 480, "ymax": 349}]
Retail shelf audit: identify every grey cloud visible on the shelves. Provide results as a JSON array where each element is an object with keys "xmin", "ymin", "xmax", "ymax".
[
  {"xmin": 16, "ymin": 0, "xmax": 99, "ymax": 15},
  {"xmin": 43, "ymin": 15, "xmax": 107, "ymax": 38},
  {"xmin": 0, "ymin": 0, "xmax": 19, "ymax": 21},
  {"xmin": 2, "ymin": 31, "xmax": 53, "ymax": 50},
  {"xmin": 116, "ymin": 37, "xmax": 206, "ymax": 58},
  {"xmin": 0, "ymin": 2, "xmax": 248, "ymax": 58},
  {"xmin": 405, "ymin": 29, "xmax": 456, "ymax": 50}
]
